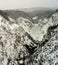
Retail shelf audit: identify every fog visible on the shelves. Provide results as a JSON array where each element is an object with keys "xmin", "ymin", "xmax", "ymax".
[{"xmin": 0, "ymin": 0, "xmax": 58, "ymax": 9}]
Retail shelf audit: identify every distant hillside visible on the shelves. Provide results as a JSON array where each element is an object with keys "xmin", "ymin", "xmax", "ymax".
[
  {"xmin": 1, "ymin": 7, "xmax": 57, "ymax": 23},
  {"xmin": 19, "ymin": 7, "xmax": 55, "ymax": 18},
  {"xmin": 0, "ymin": 10, "xmax": 10, "ymax": 21},
  {"xmin": 4, "ymin": 10, "xmax": 34, "ymax": 22},
  {"xmin": 4, "ymin": 8, "xmax": 56, "ymax": 21}
]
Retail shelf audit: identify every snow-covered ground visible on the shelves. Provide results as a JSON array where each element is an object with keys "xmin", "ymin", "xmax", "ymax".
[
  {"xmin": 0, "ymin": 11, "xmax": 58, "ymax": 65},
  {"xmin": 17, "ymin": 12, "xmax": 58, "ymax": 41}
]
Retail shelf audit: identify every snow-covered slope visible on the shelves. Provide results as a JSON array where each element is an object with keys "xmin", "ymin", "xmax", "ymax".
[
  {"xmin": 0, "ymin": 14, "xmax": 37, "ymax": 65},
  {"xmin": 17, "ymin": 12, "xmax": 58, "ymax": 42},
  {"xmin": 0, "ymin": 11, "xmax": 58, "ymax": 65}
]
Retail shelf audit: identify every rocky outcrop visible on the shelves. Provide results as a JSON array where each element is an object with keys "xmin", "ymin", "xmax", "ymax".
[
  {"xmin": 0, "ymin": 11, "xmax": 58, "ymax": 65},
  {"xmin": 16, "ymin": 12, "xmax": 58, "ymax": 65},
  {"xmin": 0, "ymin": 15, "xmax": 37, "ymax": 65},
  {"xmin": 17, "ymin": 12, "xmax": 58, "ymax": 42},
  {"xmin": 30, "ymin": 26, "xmax": 58, "ymax": 65}
]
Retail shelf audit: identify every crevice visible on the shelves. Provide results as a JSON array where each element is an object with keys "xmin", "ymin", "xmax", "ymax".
[
  {"xmin": 25, "ymin": 32, "xmax": 39, "ymax": 45},
  {"xmin": 7, "ymin": 58, "xmax": 11, "ymax": 65},
  {"xmin": 24, "ymin": 44, "xmax": 37, "ymax": 54}
]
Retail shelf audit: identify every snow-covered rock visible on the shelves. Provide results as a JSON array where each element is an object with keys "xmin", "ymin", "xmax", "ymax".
[
  {"xmin": 31, "ymin": 26, "xmax": 58, "ymax": 65},
  {"xmin": 17, "ymin": 12, "xmax": 58, "ymax": 42},
  {"xmin": 16, "ymin": 12, "xmax": 58, "ymax": 65},
  {"xmin": 0, "ymin": 11, "xmax": 58, "ymax": 65},
  {"xmin": 0, "ymin": 15, "xmax": 26, "ymax": 65},
  {"xmin": 0, "ymin": 15, "xmax": 37, "ymax": 65}
]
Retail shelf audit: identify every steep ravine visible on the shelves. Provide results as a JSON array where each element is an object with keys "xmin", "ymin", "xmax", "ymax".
[{"xmin": 0, "ymin": 11, "xmax": 58, "ymax": 65}]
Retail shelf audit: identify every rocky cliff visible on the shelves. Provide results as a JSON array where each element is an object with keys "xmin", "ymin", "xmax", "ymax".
[{"xmin": 0, "ymin": 11, "xmax": 58, "ymax": 65}]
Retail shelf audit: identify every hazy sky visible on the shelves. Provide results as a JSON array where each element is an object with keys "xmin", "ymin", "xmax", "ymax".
[{"xmin": 0, "ymin": 0, "xmax": 58, "ymax": 9}]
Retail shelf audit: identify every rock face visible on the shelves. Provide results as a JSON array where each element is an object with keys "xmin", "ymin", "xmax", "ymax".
[
  {"xmin": 30, "ymin": 27, "xmax": 58, "ymax": 65},
  {"xmin": 0, "ymin": 15, "xmax": 37, "ymax": 65},
  {"xmin": 0, "ymin": 11, "xmax": 58, "ymax": 65},
  {"xmin": 17, "ymin": 12, "xmax": 58, "ymax": 42},
  {"xmin": 29, "ymin": 12, "xmax": 58, "ymax": 65}
]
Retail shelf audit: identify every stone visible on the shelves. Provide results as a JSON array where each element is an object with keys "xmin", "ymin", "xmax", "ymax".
[{"xmin": 0, "ymin": 11, "xmax": 58, "ymax": 65}]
